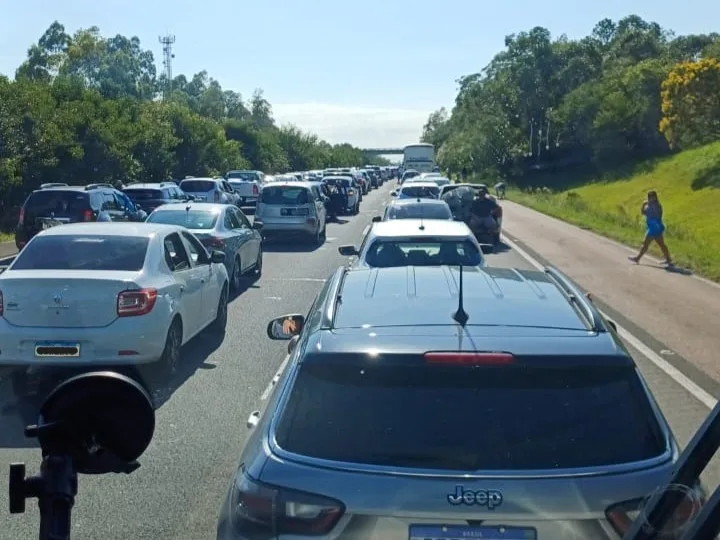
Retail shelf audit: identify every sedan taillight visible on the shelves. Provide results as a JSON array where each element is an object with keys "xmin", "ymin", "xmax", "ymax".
[{"xmin": 117, "ymin": 288, "xmax": 158, "ymax": 317}]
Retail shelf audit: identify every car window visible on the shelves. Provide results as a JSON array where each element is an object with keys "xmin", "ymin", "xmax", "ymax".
[
  {"xmin": 125, "ymin": 189, "xmax": 163, "ymax": 200},
  {"xmin": 225, "ymin": 209, "xmax": 242, "ymax": 229},
  {"xmin": 101, "ymin": 192, "xmax": 118, "ymax": 211},
  {"xmin": 181, "ymin": 231, "xmax": 210, "ymax": 265},
  {"xmin": 147, "ymin": 209, "xmax": 219, "ymax": 230},
  {"xmin": 364, "ymin": 239, "xmax": 481, "ymax": 267},
  {"xmin": 163, "ymin": 233, "xmax": 191, "ymax": 272},
  {"xmin": 234, "ymin": 209, "xmax": 252, "ymax": 229},
  {"xmin": 12, "ymin": 235, "xmax": 149, "ymax": 271},
  {"xmin": 261, "ymin": 186, "xmax": 311, "ymax": 205},
  {"xmin": 113, "ymin": 192, "xmax": 129, "ymax": 211},
  {"xmin": 180, "ymin": 180, "xmax": 215, "ymax": 192},
  {"xmin": 23, "ymin": 191, "xmax": 90, "ymax": 219},
  {"xmin": 387, "ymin": 203, "xmax": 452, "ymax": 220},
  {"xmin": 275, "ymin": 363, "xmax": 665, "ymax": 470},
  {"xmin": 400, "ymin": 185, "xmax": 440, "ymax": 198}
]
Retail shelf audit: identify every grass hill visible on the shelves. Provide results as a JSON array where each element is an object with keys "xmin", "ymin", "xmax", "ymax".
[{"xmin": 509, "ymin": 141, "xmax": 720, "ymax": 281}]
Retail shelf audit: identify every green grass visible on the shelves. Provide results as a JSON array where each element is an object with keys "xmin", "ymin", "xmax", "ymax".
[
  {"xmin": 0, "ymin": 231, "xmax": 13, "ymax": 243},
  {"xmin": 507, "ymin": 140, "xmax": 720, "ymax": 282}
]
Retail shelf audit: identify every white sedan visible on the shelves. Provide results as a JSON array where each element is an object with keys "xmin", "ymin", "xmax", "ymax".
[
  {"xmin": 338, "ymin": 219, "xmax": 489, "ymax": 269},
  {"xmin": 0, "ymin": 222, "xmax": 229, "ymax": 387}
]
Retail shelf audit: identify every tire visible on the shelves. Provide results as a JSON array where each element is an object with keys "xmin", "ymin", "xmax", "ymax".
[
  {"xmin": 311, "ymin": 227, "xmax": 323, "ymax": 246},
  {"xmin": 157, "ymin": 317, "xmax": 182, "ymax": 379},
  {"xmin": 353, "ymin": 203, "xmax": 360, "ymax": 215},
  {"xmin": 252, "ymin": 247, "xmax": 263, "ymax": 277},
  {"xmin": 230, "ymin": 256, "xmax": 242, "ymax": 292},
  {"xmin": 210, "ymin": 286, "xmax": 228, "ymax": 334}
]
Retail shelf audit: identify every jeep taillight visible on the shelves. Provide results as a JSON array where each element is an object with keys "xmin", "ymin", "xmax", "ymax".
[
  {"xmin": 229, "ymin": 470, "xmax": 344, "ymax": 536},
  {"xmin": 117, "ymin": 288, "xmax": 158, "ymax": 317},
  {"xmin": 606, "ymin": 491, "xmax": 703, "ymax": 538}
]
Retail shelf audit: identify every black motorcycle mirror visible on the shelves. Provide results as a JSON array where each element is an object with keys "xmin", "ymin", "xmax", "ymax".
[{"xmin": 9, "ymin": 371, "xmax": 155, "ymax": 540}]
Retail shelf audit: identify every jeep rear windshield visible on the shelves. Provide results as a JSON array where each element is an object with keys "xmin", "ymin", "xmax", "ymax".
[
  {"xmin": 12, "ymin": 235, "xmax": 149, "ymax": 271},
  {"xmin": 275, "ymin": 362, "xmax": 665, "ymax": 470},
  {"xmin": 180, "ymin": 180, "xmax": 215, "ymax": 192}
]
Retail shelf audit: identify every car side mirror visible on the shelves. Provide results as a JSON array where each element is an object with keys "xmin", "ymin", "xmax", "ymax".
[
  {"xmin": 390, "ymin": 191, "xmax": 397, "ymax": 197},
  {"xmin": 253, "ymin": 220, "xmax": 263, "ymax": 230},
  {"xmin": 338, "ymin": 245, "xmax": 358, "ymax": 256},
  {"xmin": 479, "ymin": 244, "xmax": 495, "ymax": 254},
  {"xmin": 371, "ymin": 216, "xmax": 382, "ymax": 223},
  {"xmin": 267, "ymin": 314, "xmax": 305, "ymax": 340},
  {"xmin": 606, "ymin": 319, "xmax": 618, "ymax": 333},
  {"xmin": 210, "ymin": 250, "xmax": 226, "ymax": 264}
]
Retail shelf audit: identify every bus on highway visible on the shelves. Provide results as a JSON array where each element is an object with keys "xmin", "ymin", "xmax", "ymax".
[{"xmin": 402, "ymin": 143, "xmax": 435, "ymax": 173}]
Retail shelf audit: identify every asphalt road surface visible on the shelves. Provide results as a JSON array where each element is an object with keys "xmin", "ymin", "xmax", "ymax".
[{"xmin": 0, "ymin": 181, "xmax": 718, "ymax": 539}]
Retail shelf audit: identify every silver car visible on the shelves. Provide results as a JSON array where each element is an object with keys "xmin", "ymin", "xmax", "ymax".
[
  {"xmin": 146, "ymin": 203, "xmax": 262, "ymax": 292},
  {"xmin": 179, "ymin": 178, "xmax": 236, "ymax": 205},
  {"xmin": 217, "ymin": 264, "xmax": 690, "ymax": 540},
  {"xmin": 254, "ymin": 182, "xmax": 327, "ymax": 245}
]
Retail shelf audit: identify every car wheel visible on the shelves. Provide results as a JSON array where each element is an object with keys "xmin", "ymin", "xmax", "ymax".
[
  {"xmin": 354, "ymin": 203, "xmax": 360, "ymax": 215},
  {"xmin": 252, "ymin": 247, "xmax": 263, "ymax": 277},
  {"xmin": 210, "ymin": 286, "xmax": 228, "ymax": 334},
  {"xmin": 158, "ymin": 317, "xmax": 182, "ymax": 379},
  {"xmin": 312, "ymin": 227, "xmax": 323, "ymax": 246},
  {"xmin": 231, "ymin": 256, "xmax": 242, "ymax": 292},
  {"xmin": 493, "ymin": 232, "xmax": 501, "ymax": 245}
]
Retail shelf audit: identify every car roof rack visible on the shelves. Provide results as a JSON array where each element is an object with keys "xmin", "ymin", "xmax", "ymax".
[
  {"xmin": 623, "ymin": 397, "xmax": 720, "ymax": 539},
  {"xmin": 85, "ymin": 183, "xmax": 115, "ymax": 190},
  {"xmin": 39, "ymin": 183, "xmax": 69, "ymax": 189},
  {"xmin": 544, "ymin": 266, "xmax": 604, "ymax": 332}
]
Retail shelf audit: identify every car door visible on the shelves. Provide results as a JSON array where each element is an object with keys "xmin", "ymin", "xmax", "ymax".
[
  {"xmin": 163, "ymin": 232, "xmax": 203, "ymax": 337},
  {"xmin": 180, "ymin": 231, "xmax": 220, "ymax": 328},
  {"xmin": 222, "ymin": 208, "xmax": 244, "ymax": 270},
  {"xmin": 232, "ymin": 208, "xmax": 259, "ymax": 272}
]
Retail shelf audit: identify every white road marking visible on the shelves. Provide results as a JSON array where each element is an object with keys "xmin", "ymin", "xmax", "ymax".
[
  {"xmin": 502, "ymin": 234, "xmax": 717, "ymax": 410},
  {"xmin": 261, "ymin": 354, "xmax": 291, "ymax": 400},
  {"xmin": 264, "ymin": 296, "xmax": 282, "ymax": 300}
]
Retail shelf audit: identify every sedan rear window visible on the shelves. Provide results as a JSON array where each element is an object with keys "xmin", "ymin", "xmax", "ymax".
[
  {"xmin": 261, "ymin": 186, "xmax": 311, "ymax": 205},
  {"xmin": 365, "ymin": 239, "xmax": 481, "ymax": 267},
  {"xmin": 147, "ymin": 209, "xmax": 218, "ymax": 230},
  {"xmin": 400, "ymin": 185, "xmax": 440, "ymax": 198},
  {"xmin": 226, "ymin": 171, "xmax": 258, "ymax": 181},
  {"xmin": 11, "ymin": 235, "xmax": 149, "ymax": 271},
  {"xmin": 180, "ymin": 180, "xmax": 215, "ymax": 192},
  {"xmin": 275, "ymin": 362, "xmax": 665, "ymax": 470},
  {"xmin": 24, "ymin": 191, "xmax": 89, "ymax": 218},
  {"xmin": 124, "ymin": 189, "xmax": 164, "ymax": 200},
  {"xmin": 386, "ymin": 203, "xmax": 452, "ymax": 221}
]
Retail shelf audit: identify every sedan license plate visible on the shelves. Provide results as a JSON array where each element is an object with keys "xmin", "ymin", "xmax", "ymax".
[
  {"xmin": 35, "ymin": 341, "xmax": 81, "ymax": 358},
  {"xmin": 280, "ymin": 208, "xmax": 309, "ymax": 216},
  {"xmin": 409, "ymin": 525, "xmax": 536, "ymax": 540}
]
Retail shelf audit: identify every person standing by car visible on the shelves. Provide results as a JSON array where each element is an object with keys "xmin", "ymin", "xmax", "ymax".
[
  {"xmin": 629, "ymin": 190, "xmax": 673, "ymax": 266},
  {"xmin": 470, "ymin": 186, "xmax": 500, "ymax": 231}
]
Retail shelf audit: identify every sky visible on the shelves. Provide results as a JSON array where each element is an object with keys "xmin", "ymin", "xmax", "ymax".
[{"xmin": 1, "ymin": 0, "xmax": 718, "ymax": 150}]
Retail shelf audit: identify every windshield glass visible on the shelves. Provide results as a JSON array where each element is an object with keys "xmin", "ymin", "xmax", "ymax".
[
  {"xmin": 24, "ymin": 191, "xmax": 88, "ymax": 218},
  {"xmin": 399, "ymin": 185, "xmax": 439, "ymax": 198},
  {"xmin": 226, "ymin": 171, "xmax": 257, "ymax": 181},
  {"xmin": 12, "ymin": 235, "xmax": 149, "ymax": 271},
  {"xmin": 364, "ymin": 238, "xmax": 481, "ymax": 267},
  {"xmin": 147, "ymin": 209, "xmax": 218, "ymax": 229},
  {"xmin": 385, "ymin": 203, "xmax": 452, "ymax": 220},
  {"xmin": 275, "ymin": 363, "xmax": 665, "ymax": 470},
  {"xmin": 261, "ymin": 186, "xmax": 311, "ymax": 205},
  {"xmin": 124, "ymin": 189, "xmax": 164, "ymax": 200},
  {"xmin": 180, "ymin": 180, "xmax": 215, "ymax": 192}
]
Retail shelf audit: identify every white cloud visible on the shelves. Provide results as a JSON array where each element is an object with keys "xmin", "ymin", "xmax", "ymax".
[{"xmin": 272, "ymin": 103, "xmax": 430, "ymax": 149}]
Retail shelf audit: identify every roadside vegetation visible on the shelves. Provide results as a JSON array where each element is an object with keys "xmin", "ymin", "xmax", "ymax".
[
  {"xmin": 421, "ymin": 15, "xmax": 720, "ymax": 280},
  {"xmin": 0, "ymin": 22, "xmax": 388, "ymax": 234}
]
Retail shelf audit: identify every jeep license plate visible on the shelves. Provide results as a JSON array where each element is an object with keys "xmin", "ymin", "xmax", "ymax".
[{"xmin": 409, "ymin": 524, "xmax": 536, "ymax": 540}]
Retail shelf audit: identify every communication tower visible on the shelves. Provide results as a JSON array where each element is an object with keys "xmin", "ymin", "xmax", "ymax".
[{"xmin": 158, "ymin": 34, "xmax": 176, "ymax": 98}]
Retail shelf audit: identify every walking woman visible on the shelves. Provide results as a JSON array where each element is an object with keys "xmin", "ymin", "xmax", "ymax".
[{"xmin": 629, "ymin": 190, "xmax": 673, "ymax": 266}]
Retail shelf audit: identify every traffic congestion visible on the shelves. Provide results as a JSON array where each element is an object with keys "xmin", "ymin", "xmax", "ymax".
[{"xmin": 1, "ymin": 161, "xmax": 719, "ymax": 540}]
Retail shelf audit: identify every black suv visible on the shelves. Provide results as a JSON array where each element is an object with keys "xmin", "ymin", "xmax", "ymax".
[
  {"xmin": 15, "ymin": 184, "xmax": 147, "ymax": 250},
  {"xmin": 123, "ymin": 182, "xmax": 193, "ymax": 214},
  {"xmin": 217, "ymin": 264, "xmax": 701, "ymax": 540}
]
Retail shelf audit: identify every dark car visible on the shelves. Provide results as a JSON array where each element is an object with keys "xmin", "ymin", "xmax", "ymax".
[
  {"xmin": 15, "ymin": 185, "xmax": 147, "ymax": 250},
  {"xmin": 123, "ymin": 182, "xmax": 193, "ymax": 214},
  {"xmin": 217, "ymin": 264, "xmax": 697, "ymax": 540}
]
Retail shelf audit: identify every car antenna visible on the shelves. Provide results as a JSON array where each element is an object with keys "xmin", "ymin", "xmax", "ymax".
[
  {"xmin": 452, "ymin": 263, "xmax": 469, "ymax": 326},
  {"xmin": 418, "ymin": 197, "xmax": 425, "ymax": 231}
]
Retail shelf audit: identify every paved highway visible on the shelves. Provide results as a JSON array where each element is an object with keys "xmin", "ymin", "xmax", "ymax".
[{"xmin": 0, "ymin": 181, "xmax": 718, "ymax": 539}]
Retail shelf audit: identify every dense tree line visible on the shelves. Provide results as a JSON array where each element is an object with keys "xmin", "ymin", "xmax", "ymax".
[
  {"xmin": 0, "ymin": 21, "xmax": 387, "ymax": 221},
  {"xmin": 422, "ymin": 15, "xmax": 720, "ymax": 183}
]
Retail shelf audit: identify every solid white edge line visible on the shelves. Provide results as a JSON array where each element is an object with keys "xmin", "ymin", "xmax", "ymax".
[
  {"xmin": 502, "ymin": 234, "xmax": 717, "ymax": 410},
  {"xmin": 261, "ymin": 354, "xmax": 291, "ymax": 401}
]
